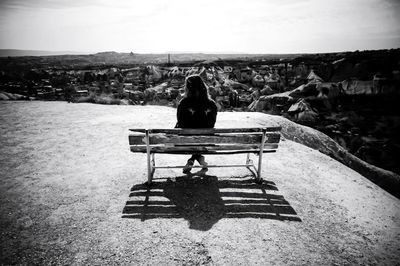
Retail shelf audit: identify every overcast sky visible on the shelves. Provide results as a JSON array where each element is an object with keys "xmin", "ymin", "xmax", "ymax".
[{"xmin": 0, "ymin": 0, "xmax": 399, "ymax": 54}]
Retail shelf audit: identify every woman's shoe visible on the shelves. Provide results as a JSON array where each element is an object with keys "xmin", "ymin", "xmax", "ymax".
[
  {"xmin": 182, "ymin": 159, "xmax": 194, "ymax": 174},
  {"xmin": 197, "ymin": 155, "xmax": 208, "ymax": 170}
]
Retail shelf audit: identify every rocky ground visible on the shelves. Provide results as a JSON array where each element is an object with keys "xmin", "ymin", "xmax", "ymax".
[{"xmin": 0, "ymin": 101, "xmax": 399, "ymax": 265}]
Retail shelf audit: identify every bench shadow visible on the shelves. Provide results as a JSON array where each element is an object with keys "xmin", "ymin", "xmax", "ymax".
[{"xmin": 122, "ymin": 171, "xmax": 301, "ymax": 231}]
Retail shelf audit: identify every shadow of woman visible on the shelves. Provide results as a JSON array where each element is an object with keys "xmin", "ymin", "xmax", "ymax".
[
  {"xmin": 122, "ymin": 171, "xmax": 301, "ymax": 230},
  {"xmin": 163, "ymin": 173, "xmax": 225, "ymax": 231}
]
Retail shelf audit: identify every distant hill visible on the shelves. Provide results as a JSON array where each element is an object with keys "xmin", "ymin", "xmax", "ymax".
[
  {"xmin": 2, "ymin": 48, "xmax": 397, "ymax": 71},
  {"xmin": 0, "ymin": 50, "xmax": 301, "ymax": 69},
  {"xmin": 0, "ymin": 49, "xmax": 89, "ymax": 57}
]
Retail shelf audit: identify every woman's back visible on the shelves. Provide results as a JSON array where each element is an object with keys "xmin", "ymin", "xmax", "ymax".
[{"xmin": 176, "ymin": 97, "xmax": 217, "ymax": 128}]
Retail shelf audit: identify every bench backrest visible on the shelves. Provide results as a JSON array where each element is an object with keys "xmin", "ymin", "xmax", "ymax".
[{"xmin": 129, "ymin": 127, "xmax": 281, "ymax": 154}]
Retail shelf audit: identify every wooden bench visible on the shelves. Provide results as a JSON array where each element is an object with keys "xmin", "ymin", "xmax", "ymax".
[{"xmin": 129, "ymin": 127, "xmax": 281, "ymax": 184}]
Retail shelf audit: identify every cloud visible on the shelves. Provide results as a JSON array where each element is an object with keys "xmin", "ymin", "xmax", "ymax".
[
  {"xmin": 0, "ymin": 0, "xmax": 106, "ymax": 10},
  {"xmin": 0, "ymin": 0, "xmax": 399, "ymax": 53}
]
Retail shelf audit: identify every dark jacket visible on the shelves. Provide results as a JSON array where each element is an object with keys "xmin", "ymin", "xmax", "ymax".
[{"xmin": 176, "ymin": 97, "xmax": 217, "ymax": 128}]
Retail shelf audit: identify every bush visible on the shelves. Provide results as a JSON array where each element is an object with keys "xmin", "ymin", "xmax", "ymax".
[
  {"xmin": 75, "ymin": 92, "xmax": 95, "ymax": 103},
  {"xmin": 94, "ymin": 93, "xmax": 121, "ymax": 105},
  {"xmin": 75, "ymin": 92, "xmax": 121, "ymax": 105}
]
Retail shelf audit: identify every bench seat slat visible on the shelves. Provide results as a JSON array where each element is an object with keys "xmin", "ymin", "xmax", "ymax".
[
  {"xmin": 129, "ymin": 127, "xmax": 282, "ymax": 135},
  {"xmin": 130, "ymin": 143, "xmax": 278, "ymax": 153},
  {"xmin": 130, "ymin": 147, "xmax": 277, "ymax": 155},
  {"xmin": 129, "ymin": 132, "xmax": 280, "ymax": 145}
]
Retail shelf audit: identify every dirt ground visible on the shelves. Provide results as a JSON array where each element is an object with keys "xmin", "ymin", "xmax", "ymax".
[{"xmin": 0, "ymin": 101, "xmax": 399, "ymax": 265}]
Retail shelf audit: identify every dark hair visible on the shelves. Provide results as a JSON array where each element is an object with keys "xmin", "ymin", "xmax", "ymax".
[{"xmin": 184, "ymin": 74, "xmax": 210, "ymax": 101}]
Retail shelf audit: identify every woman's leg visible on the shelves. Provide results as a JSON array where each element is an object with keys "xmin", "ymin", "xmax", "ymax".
[
  {"xmin": 194, "ymin": 154, "xmax": 208, "ymax": 169},
  {"xmin": 182, "ymin": 154, "xmax": 197, "ymax": 174},
  {"xmin": 183, "ymin": 154, "xmax": 208, "ymax": 174}
]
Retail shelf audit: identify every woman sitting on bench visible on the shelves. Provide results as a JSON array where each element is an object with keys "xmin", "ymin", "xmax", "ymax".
[{"xmin": 175, "ymin": 74, "xmax": 218, "ymax": 174}]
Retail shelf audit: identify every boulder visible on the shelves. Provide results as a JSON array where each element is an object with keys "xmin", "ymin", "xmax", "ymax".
[
  {"xmin": 3, "ymin": 92, "xmax": 17, "ymax": 100},
  {"xmin": 143, "ymin": 88, "xmax": 156, "ymax": 101},
  {"xmin": 316, "ymin": 82, "xmax": 341, "ymax": 98},
  {"xmin": 260, "ymin": 85, "xmax": 275, "ymax": 96},
  {"xmin": 307, "ymin": 70, "xmax": 324, "ymax": 82},
  {"xmin": 252, "ymin": 74, "xmax": 265, "ymax": 88},
  {"xmin": 0, "ymin": 92, "xmax": 27, "ymax": 100},
  {"xmin": 223, "ymin": 79, "xmax": 249, "ymax": 91},
  {"xmin": 152, "ymin": 82, "xmax": 169, "ymax": 93},
  {"xmin": 146, "ymin": 65, "xmax": 163, "ymax": 82},
  {"xmin": 288, "ymin": 98, "xmax": 319, "ymax": 125},
  {"xmin": 249, "ymin": 92, "xmax": 293, "ymax": 112},
  {"xmin": 119, "ymin": 99, "xmax": 131, "ymax": 105},
  {"xmin": 0, "ymin": 92, "xmax": 10, "ymax": 100},
  {"xmin": 168, "ymin": 66, "xmax": 184, "ymax": 78},
  {"xmin": 340, "ymin": 79, "xmax": 374, "ymax": 95},
  {"xmin": 166, "ymin": 87, "xmax": 180, "ymax": 99},
  {"xmin": 288, "ymin": 83, "xmax": 319, "ymax": 99},
  {"xmin": 185, "ymin": 67, "xmax": 199, "ymax": 77},
  {"xmin": 248, "ymin": 99, "xmax": 267, "ymax": 112},
  {"xmin": 296, "ymin": 109, "xmax": 318, "ymax": 124}
]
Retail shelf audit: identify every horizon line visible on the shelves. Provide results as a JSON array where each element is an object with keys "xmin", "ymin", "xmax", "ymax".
[{"xmin": 1, "ymin": 47, "xmax": 399, "ymax": 57}]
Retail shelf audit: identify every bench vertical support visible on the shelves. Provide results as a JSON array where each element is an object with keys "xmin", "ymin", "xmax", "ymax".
[
  {"xmin": 151, "ymin": 153, "xmax": 155, "ymax": 176},
  {"xmin": 257, "ymin": 128, "xmax": 267, "ymax": 181},
  {"xmin": 245, "ymin": 153, "xmax": 255, "ymax": 177},
  {"xmin": 145, "ymin": 129, "xmax": 153, "ymax": 184}
]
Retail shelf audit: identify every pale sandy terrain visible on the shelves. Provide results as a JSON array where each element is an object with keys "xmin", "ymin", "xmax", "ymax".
[{"xmin": 0, "ymin": 101, "xmax": 399, "ymax": 265}]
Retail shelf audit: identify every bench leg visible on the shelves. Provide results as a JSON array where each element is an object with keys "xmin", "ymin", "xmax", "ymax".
[
  {"xmin": 245, "ymin": 153, "xmax": 256, "ymax": 177},
  {"xmin": 146, "ymin": 152, "xmax": 153, "ymax": 185},
  {"xmin": 145, "ymin": 153, "xmax": 155, "ymax": 185},
  {"xmin": 257, "ymin": 154, "xmax": 262, "ymax": 180},
  {"xmin": 145, "ymin": 130, "xmax": 154, "ymax": 185},
  {"xmin": 151, "ymin": 153, "xmax": 155, "ymax": 176},
  {"xmin": 256, "ymin": 129, "xmax": 267, "ymax": 183}
]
